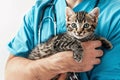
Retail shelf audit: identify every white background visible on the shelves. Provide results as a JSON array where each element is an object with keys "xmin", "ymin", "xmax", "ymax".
[{"xmin": 0, "ymin": 0, "xmax": 35, "ymax": 80}]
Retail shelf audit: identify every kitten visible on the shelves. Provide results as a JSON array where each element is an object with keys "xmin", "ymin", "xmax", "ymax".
[{"xmin": 28, "ymin": 7, "xmax": 113, "ymax": 80}]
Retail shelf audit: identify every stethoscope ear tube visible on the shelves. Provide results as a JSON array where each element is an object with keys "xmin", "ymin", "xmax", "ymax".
[
  {"xmin": 38, "ymin": 0, "xmax": 57, "ymax": 43},
  {"xmin": 38, "ymin": 16, "xmax": 57, "ymax": 43}
]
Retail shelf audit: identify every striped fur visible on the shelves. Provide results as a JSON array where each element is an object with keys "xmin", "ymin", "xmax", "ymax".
[{"xmin": 28, "ymin": 7, "xmax": 112, "ymax": 80}]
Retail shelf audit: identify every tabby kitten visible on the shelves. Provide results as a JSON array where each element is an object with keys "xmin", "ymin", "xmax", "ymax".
[{"xmin": 28, "ymin": 7, "xmax": 113, "ymax": 80}]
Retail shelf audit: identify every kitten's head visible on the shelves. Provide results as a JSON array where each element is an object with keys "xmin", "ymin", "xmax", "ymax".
[{"xmin": 66, "ymin": 7, "xmax": 99, "ymax": 39}]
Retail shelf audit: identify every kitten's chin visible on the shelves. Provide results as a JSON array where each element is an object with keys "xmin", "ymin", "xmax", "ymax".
[
  {"xmin": 73, "ymin": 34, "xmax": 84, "ymax": 39},
  {"xmin": 73, "ymin": 33, "xmax": 93, "ymax": 39}
]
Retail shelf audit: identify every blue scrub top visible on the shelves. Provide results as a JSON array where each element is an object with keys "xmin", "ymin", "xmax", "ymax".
[{"xmin": 7, "ymin": 0, "xmax": 120, "ymax": 79}]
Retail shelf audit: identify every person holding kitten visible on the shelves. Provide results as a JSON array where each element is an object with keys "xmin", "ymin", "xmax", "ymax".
[{"xmin": 5, "ymin": 0, "xmax": 120, "ymax": 80}]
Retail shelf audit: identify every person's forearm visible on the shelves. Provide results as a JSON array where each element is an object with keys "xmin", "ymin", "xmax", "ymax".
[
  {"xmin": 5, "ymin": 56, "xmax": 35, "ymax": 80},
  {"xmin": 5, "ymin": 41, "xmax": 103, "ymax": 80},
  {"xmin": 5, "ymin": 55, "xmax": 62, "ymax": 80},
  {"xmin": 28, "ymin": 56, "xmax": 65, "ymax": 80}
]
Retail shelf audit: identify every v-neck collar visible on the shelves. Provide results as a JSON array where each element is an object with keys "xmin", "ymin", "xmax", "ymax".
[{"xmin": 73, "ymin": 0, "xmax": 100, "ymax": 12}]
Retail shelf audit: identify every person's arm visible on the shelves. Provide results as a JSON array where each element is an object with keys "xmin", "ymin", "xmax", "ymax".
[
  {"xmin": 5, "ymin": 41, "xmax": 103, "ymax": 80},
  {"xmin": 5, "ymin": 54, "xmax": 60, "ymax": 80}
]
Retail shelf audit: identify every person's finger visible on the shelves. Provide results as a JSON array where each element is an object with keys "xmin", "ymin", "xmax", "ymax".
[
  {"xmin": 90, "ymin": 40, "xmax": 102, "ymax": 48},
  {"xmin": 92, "ymin": 40, "xmax": 102, "ymax": 48},
  {"xmin": 58, "ymin": 73, "xmax": 67, "ymax": 80},
  {"xmin": 81, "ymin": 40, "xmax": 102, "ymax": 50},
  {"xmin": 96, "ymin": 50, "xmax": 103, "ymax": 57},
  {"xmin": 93, "ymin": 58, "xmax": 101, "ymax": 65},
  {"xmin": 92, "ymin": 50, "xmax": 103, "ymax": 57}
]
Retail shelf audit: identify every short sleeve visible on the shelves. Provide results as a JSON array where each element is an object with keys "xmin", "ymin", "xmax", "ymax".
[{"xmin": 7, "ymin": 7, "xmax": 35, "ymax": 57}]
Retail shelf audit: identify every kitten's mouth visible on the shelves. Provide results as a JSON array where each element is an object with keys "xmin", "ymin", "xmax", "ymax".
[
  {"xmin": 73, "ymin": 34, "xmax": 85, "ymax": 39},
  {"xmin": 74, "ymin": 33, "xmax": 93, "ymax": 39}
]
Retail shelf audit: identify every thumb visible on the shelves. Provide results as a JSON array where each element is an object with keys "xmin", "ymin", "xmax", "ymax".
[{"xmin": 58, "ymin": 73, "xmax": 67, "ymax": 80}]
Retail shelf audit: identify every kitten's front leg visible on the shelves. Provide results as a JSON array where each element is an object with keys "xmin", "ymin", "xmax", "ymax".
[
  {"xmin": 99, "ymin": 37, "xmax": 113, "ymax": 49},
  {"xmin": 73, "ymin": 48, "xmax": 83, "ymax": 62},
  {"xmin": 71, "ymin": 43, "xmax": 83, "ymax": 62},
  {"xmin": 68, "ymin": 44, "xmax": 83, "ymax": 80}
]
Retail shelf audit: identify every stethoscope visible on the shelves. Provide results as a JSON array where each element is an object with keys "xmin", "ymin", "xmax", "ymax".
[
  {"xmin": 38, "ymin": 0, "xmax": 100, "ymax": 43},
  {"xmin": 38, "ymin": 0, "xmax": 57, "ymax": 43}
]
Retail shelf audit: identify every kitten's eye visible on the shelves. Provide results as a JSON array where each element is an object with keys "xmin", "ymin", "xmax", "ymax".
[
  {"xmin": 83, "ymin": 23, "xmax": 89, "ymax": 28},
  {"xmin": 71, "ymin": 23, "xmax": 77, "ymax": 28}
]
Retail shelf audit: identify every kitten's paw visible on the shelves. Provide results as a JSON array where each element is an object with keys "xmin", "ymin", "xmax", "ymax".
[
  {"xmin": 100, "ymin": 37, "xmax": 113, "ymax": 49},
  {"xmin": 105, "ymin": 41, "xmax": 113, "ymax": 49},
  {"xmin": 73, "ymin": 51, "xmax": 83, "ymax": 62}
]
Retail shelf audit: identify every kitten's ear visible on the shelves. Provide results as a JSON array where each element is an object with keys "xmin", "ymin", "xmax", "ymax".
[
  {"xmin": 89, "ymin": 7, "xmax": 100, "ymax": 19},
  {"xmin": 66, "ymin": 7, "xmax": 76, "ymax": 18}
]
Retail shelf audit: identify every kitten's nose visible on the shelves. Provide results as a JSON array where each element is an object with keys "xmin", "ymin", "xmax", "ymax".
[
  {"xmin": 80, "ymin": 32, "xmax": 84, "ymax": 35},
  {"xmin": 77, "ymin": 31, "xmax": 82, "ymax": 35},
  {"xmin": 77, "ymin": 31, "xmax": 84, "ymax": 36},
  {"xmin": 77, "ymin": 31, "xmax": 81, "ymax": 34}
]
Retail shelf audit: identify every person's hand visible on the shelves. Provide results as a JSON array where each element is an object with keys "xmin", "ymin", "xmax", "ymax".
[
  {"xmin": 29, "ymin": 40, "xmax": 103, "ymax": 80},
  {"xmin": 50, "ymin": 40, "xmax": 103, "ymax": 73},
  {"xmin": 56, "ymin": 40, "xmax": 103, "ymax": 80}
]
